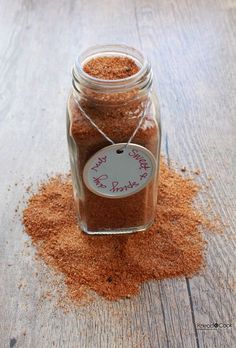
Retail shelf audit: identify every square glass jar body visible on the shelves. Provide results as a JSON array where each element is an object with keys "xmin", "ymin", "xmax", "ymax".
[{"xmin": 67, "ymin": 45, "xmax": 161, "ymax": 235}]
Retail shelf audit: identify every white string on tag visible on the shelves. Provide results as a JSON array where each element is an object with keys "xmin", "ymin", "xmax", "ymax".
[{"xmin": 76, "ymin": 100, "xmax": 150, "ymax": 151}]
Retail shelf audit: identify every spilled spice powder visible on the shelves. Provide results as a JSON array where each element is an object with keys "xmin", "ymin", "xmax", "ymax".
[{"xmin": 23, "ymin": 159, "xmax": 208, "ymax": 302}]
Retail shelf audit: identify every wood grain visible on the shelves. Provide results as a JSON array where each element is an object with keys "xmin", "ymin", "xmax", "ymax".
[{"xmin": 0, "ymin": 0, "xmax": 235, "ymax": 347}]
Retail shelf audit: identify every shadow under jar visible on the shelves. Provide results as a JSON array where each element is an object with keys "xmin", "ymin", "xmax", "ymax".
[{"xmin": 67, "ymin": 45, "xmax": 161, "ymax": 235}]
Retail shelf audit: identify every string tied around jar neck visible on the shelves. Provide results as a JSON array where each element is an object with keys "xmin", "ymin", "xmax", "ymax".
[{"xmin": 75, "ymin": 99, "xmax": 150, "ymax": 152}]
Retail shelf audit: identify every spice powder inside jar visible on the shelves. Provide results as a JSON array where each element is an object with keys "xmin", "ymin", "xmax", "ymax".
[{"xmin": 67, "ymin": 46, "xmax": 161, "ymax": 234}]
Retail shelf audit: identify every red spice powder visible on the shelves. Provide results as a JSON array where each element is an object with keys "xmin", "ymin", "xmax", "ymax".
[
  {"xmin": 23, "ymin": 159, "xmax": 208, "ymax": 302},
  {"xmin": 83, "ymin": 56, "xmax": 140, "ymax": 80}
]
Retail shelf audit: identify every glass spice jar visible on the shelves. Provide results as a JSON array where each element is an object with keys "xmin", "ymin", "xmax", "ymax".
[{"xmin": 67, "ymin": 44, "xmax": 161, "ymax": 235}]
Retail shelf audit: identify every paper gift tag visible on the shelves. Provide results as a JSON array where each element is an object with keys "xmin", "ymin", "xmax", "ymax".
[{"xmin": 83, "ymin": 143, "xmax": 156, "ymax": 198}]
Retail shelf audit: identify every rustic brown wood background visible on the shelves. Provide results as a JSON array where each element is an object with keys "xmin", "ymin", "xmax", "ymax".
[{"xmin": 0, "ymin": 0, "xmax": 235, "ymax": 347}]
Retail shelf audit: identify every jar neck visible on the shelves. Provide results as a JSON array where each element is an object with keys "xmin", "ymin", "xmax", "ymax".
[{"xmin": 72, "ymin": 45, "xmax": 153, "ymax": 105}]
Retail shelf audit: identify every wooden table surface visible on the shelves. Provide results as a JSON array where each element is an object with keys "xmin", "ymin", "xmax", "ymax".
[{"xmin": 0, "ymin": 0, "xmax": 235, "ymax": 347}]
